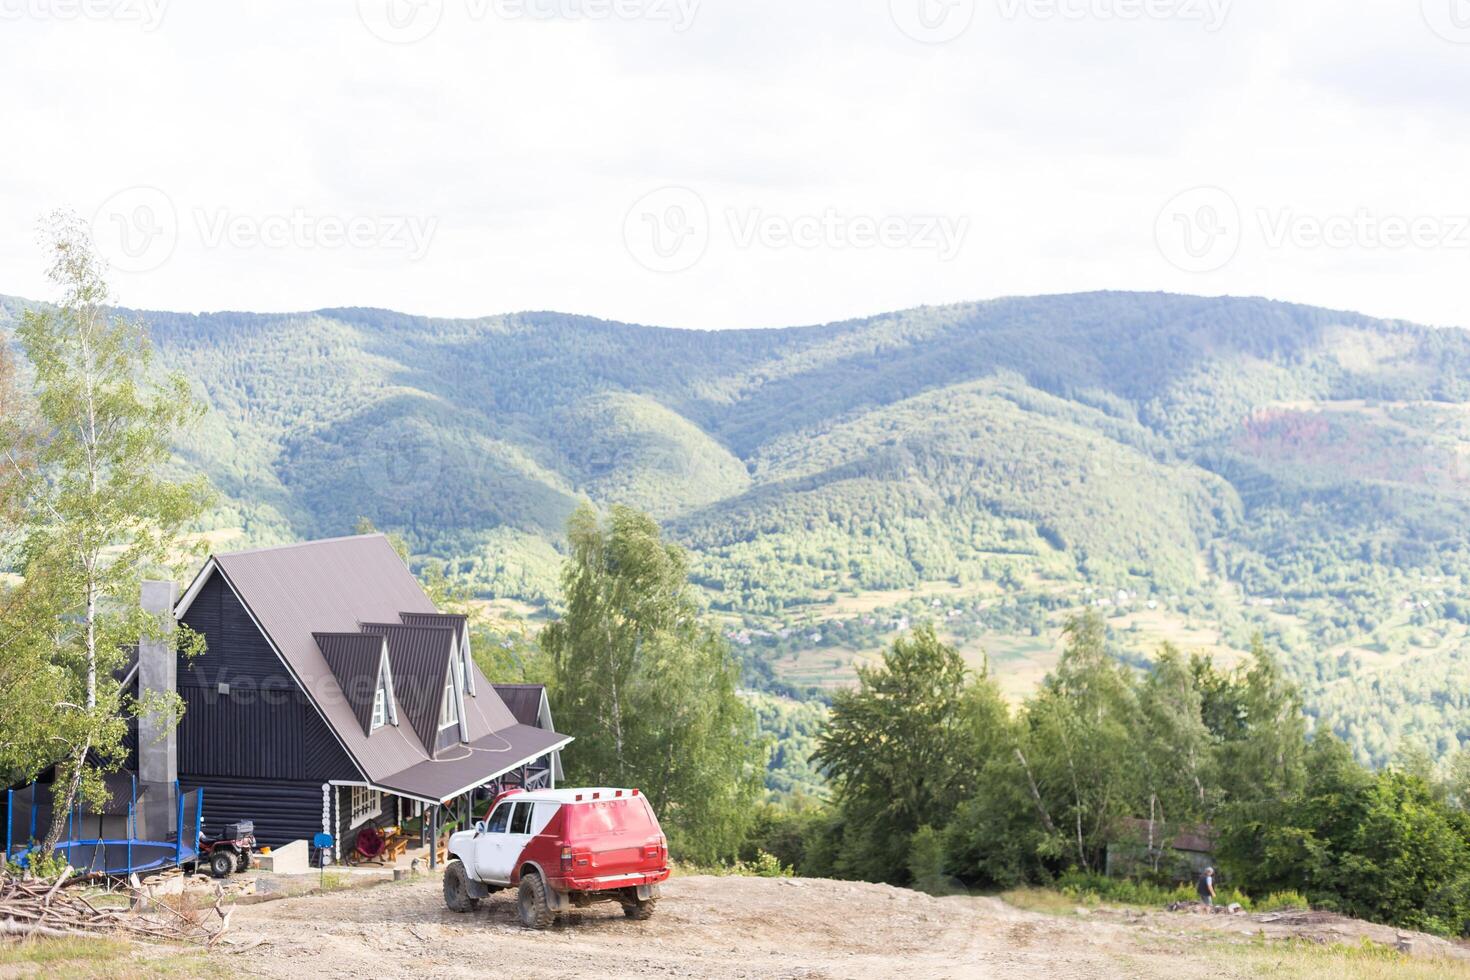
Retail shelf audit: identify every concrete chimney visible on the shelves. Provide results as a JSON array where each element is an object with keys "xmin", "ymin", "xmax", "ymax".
[{"xmin": 139, "ymin": 580, "xmax": 179, "ymax": 786}]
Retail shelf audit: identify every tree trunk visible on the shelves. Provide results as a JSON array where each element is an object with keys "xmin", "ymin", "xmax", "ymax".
[{"xmin": 40, "ymin": 738, "xmax": 90, "ymax": 855}]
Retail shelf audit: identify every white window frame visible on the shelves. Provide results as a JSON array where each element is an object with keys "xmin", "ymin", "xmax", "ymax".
[
  {"xmin": 440, "ymin": 660, "xmax": 460, "ymax": 729},
  {"xmin": 370, "ymin": 647, "xmax": 398, "ymax": 732},
  {"xmin": 349, "ymin": 786, "xmax": 380, "ymax": 827},
  {"xmin": 371, "ymin": 681, "xmax": 387, "ymax": 730}
]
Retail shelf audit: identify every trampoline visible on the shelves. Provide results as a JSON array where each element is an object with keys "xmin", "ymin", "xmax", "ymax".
[{"xmin": 4, "ymin": 774, "xmax": 202, "ymax": 876}]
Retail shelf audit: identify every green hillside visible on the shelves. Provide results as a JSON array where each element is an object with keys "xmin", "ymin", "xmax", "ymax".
[{"xmin": 3, "ymin": 290, "xmax": 1467, "ymax": 766}]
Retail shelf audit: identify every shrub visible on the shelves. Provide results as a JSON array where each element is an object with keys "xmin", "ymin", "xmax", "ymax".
[
  {"xmin": 908, "ymin": 826, "xmax": 946, "ymax": 893},
  {"xmin": 1255, "ymin": 891, "xmax": 1309, "ymax": 913}
]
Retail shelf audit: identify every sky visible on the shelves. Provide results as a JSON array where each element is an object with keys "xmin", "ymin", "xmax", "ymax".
[{"xmin": 2, "ymin": 0, "xmax": 1469, "ymax": 330}]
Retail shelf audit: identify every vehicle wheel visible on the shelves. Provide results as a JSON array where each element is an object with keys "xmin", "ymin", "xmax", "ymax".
[
  {"xmin": 443, "ymin": 860, "xmax": 480, "ymax": 913},
  {"xmin": 209, "ymin": 851, "xmax": 236, "ymax": 878},
  {"xmin": 517, "ymin": 872, "xmax": 555, "ymax": 930},
  {"xmin": 623, "ymin": 897, "xmax": 657, "ymax": 921},
  {"xmin": 236, "ymin": 849, "xmax": 252, "ymax": 873}
]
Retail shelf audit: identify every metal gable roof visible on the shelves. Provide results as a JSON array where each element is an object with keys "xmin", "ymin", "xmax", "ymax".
[
  {"xmin": 493, "ymin": 684, "xmax": 547, "ymax": 728},
  {"xmin": 175, "ymin": 534, "xmax": 568, "ymax": 799},
  {"xmin": 358, "ymin": 623, "xmax": 457, "ymax": 753},
  {"xmin": 399, "ymin": 612, "xmax": 476, "ymax": 694},
  {"xmin": 313, "ymin": 633, "xmax": 388, "ymax": 737}
]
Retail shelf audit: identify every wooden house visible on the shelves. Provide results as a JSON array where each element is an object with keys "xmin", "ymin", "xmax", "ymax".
[{"xmin": 168, "ymin": 534, "xmax": 570, "ymax": 862}]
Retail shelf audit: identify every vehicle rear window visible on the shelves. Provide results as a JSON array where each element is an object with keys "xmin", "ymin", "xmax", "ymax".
[{"xmin": 567, "ymin": 797, "xmax": 656, "ymax": 836}]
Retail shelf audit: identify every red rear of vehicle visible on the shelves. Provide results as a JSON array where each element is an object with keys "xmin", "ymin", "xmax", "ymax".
[{"xmin": 551, "ymin": 792, "xmax": 669, "ymax": 893}]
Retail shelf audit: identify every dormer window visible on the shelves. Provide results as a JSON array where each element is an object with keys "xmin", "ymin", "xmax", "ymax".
[
  {"xmin": 371, "ymin": 677, "xmax": 388, "ymax": 730},
  {"xmin": 371, "ymin": 649, "xmax": 398, "ymax": 731},
  {"xmin": 440, "ymin": 662, "xmax": 460, "ymax": 729}
]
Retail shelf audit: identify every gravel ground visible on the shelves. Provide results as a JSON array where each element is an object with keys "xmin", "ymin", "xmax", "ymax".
[{"xmin": 215, "ymin": 873, "xmax": 1290, "ymax": 979}]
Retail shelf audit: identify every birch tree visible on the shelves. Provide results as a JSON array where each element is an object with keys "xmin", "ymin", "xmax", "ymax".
[
  {"xmin": 9, "ymin": 213, "xmax": 211, "ymax": 854},
  {"xmin": 541, "ymin": 504, "xmax": 761, "ymax": 863}
]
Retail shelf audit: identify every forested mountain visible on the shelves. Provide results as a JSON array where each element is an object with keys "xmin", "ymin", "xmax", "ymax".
[{"xmin": 3, "ymin": 290, "xmax": 1468, "ymax": 766}]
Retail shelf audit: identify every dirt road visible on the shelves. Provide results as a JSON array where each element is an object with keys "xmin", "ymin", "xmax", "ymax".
[{"xmin": 220, "ymin": 872, "xmax": 1446, "ymax": 979}]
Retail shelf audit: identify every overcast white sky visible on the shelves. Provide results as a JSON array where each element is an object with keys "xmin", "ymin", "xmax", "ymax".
[{"xmin": 2, "ymin": 0, "xmax": 1469, "ymax": 330}]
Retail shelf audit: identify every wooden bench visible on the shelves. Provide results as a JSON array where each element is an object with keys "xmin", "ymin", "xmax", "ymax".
[{"xmin": 382, "ymin": 834, "xmax": 409, "ymax": 863}]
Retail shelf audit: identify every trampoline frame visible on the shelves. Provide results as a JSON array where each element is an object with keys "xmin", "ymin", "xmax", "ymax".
[{"xmin": 5, "ymin": 777, "xmax": 203, "ymax": 876}]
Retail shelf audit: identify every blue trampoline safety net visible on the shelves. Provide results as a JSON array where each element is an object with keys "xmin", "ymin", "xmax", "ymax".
[{"xmin": 4, "ymin": 778, "xmax": 202, "ymax": 876}]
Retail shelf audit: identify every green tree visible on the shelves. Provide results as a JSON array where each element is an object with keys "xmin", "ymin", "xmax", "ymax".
[
  {"xmin": 1014, "ymin": 612, "xmax": 1140, "ymax": 873},
  {"xmin": 813, "ymin": 626, "xmax": 976, "ymax": 883},
  {"xmin": 8, "ymin": 214, "xmax": 211, "ymax": 854},
  {"xmin": 541, "ymin": 504, "xmax": 761, "ymax": 864},
  {"xmin": 1134, "ymin": 644, "xmax": 1215, "ymax": 867},
  {"xmin": 0, "ymin": 336, "xmax": 58, "ymax": 785},
  {"xmin": 1222, "ymin": 735, "xmax": 1470, "ymax": 936}
]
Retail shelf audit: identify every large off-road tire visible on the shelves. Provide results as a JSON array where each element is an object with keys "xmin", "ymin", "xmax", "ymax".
[
  {"xmin": 235, "ymin": 849, "xmax": 252, "ymax": 874},
  {"xmin": 443, "ymin": 860, "xmax": 480, "ymax": 913},
  {"xmin": 517, "ymin": 872, "xmax": 555, "ymax": 930},
  {"xmin": 622, "ymin": 896, "xmax": 657, "ymax": 921},
  {"xmin": 209, "ymin": 850, "xmax": 236, "ymax": 878}
]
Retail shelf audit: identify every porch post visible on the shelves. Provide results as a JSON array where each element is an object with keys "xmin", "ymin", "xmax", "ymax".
[{"xmin": 428, "ymin": 806, "xmax": 438, "ymax": 870}]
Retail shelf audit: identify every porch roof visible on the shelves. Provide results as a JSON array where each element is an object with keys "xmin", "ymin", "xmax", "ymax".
[{"xmin": 372, "ymin": 724, "xmax": 572, "ymax": 804}]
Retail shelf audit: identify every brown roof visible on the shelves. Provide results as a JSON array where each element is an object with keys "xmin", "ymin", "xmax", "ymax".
[
  {"xmin": 377, "ymin": 724, "xmax": 572, "ymax": 801},
  {"xmin": 179, "ymin": 534, "xmax": 566, "ymax": 802},
  {"xmin": 313, "ymin": 633, "xmax": 388, "ymax": 736},
  {"xmin": 1117, "ymin": 817, "xmax": 1215, "ymax": 854},
  {"xmin": 359, "ymin": 623, "xmax": 458, "ymax": 752},
  {"xmin": 493, "ymin": 684, "xmax": 546, "ymax": 728}
]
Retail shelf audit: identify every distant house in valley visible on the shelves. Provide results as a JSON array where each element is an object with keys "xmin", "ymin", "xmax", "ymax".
[
  {"xmin": 170, "ymin": 534, "xmax": 570, "ymax": 862},
  {"xmin": 1105, "ymin": 818, "xmax": 1215, "ymax": 882}
]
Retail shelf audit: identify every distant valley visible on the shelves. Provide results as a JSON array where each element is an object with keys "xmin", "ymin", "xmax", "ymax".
[{"xmin": 4, "ymin": 290, "xmax": 1468, "ymax": 766}]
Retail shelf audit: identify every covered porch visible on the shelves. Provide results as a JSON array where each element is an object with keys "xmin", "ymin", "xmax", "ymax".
[{"xmin": 327, "ymin": 727, "xmax": 570, "ymax": 869}]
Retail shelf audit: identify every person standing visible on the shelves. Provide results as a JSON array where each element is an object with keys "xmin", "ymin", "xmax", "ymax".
[{"xmin": 1197, "ymin": 867, "xmax": 1216, "ymax": 907}]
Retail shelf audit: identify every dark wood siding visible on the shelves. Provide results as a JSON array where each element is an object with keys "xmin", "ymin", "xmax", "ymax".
[
  {"xmin": 186, "ymin": 777, "xmax": 324, "ymax": 848},
  {"xmin": 178, "ymin": 573, "xmax": 358, "ymax": 783}
]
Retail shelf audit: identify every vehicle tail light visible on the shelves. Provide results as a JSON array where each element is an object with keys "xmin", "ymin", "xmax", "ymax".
[{"xmin": 561, "ymin": 846, "xmax": 573, "ymax": 872}]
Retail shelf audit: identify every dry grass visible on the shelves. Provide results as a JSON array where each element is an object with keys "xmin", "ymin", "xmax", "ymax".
[
  {"xmin": 1206, "ymin": 937, "xmax": 1470, "ymax": 980},
  {"xmin": 0, "ymin": 936, "xmax": 222, "ymax": 977}
]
